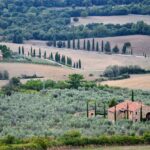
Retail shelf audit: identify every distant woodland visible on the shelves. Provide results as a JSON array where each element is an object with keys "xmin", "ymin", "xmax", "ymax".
[{"xmin": 0, "ymin": 0, "xmax": 150, "ymax": 43}]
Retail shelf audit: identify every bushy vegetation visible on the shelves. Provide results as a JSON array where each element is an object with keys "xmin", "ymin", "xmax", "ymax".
[
  {"xmin": 0, "ymin": 0, "xmax": 147, "ymax": 8},
  {"xmin": 0, "ymin": 0, "xmax": 150, "ymax": 42},
  {"xmin": 0, "ymin": 45, "xmax": 11, "ymax": 58},
  {"xmin": 103, "ymin": 65, "xmax": 150, "ymax": 79},
  {"xmin": 0, "ymin": 84, "xmax": 150, "ymax": 138},
  {"xmin": 0, "ymin": 132, "xmax": 150, "ymax": 150}
]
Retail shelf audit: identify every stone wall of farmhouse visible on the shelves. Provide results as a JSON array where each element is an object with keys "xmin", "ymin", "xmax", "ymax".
[{"xmin": 108, "ymin": 105, "xmax": 150, "ymax": 122}]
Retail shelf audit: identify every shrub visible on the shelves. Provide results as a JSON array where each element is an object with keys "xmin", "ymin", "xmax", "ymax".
[
  {"xmin": 23, "ymin": 80, "xmax": 43, "ymax": 91},
  {"xmin": 2, "ymin": 135, "xmax": 16, "ymax": 145},
  {"xmin": 143, "ymin": 132, "xmax": 150, "ymax": 144},
  {"xmin": 103, "ymin": 65, "xmax": 147, "ymax": 78},
  {"xmin": 73, "ymin": 17, "xmax": 79, "ymax": 22}
]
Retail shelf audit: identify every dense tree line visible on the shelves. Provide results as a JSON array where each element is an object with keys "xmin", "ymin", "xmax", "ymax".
[
  {"xmin": 0, "ymin": 0, "xmax": 147, "ymax": 8},
  {"xmin": 0, "ymin": 0, "xmax": 150, "ymax": 43}
]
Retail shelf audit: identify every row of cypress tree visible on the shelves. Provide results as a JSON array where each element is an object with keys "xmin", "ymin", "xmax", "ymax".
[
  {"xmin": 18, "ymin": 47, "xmax": 82, "ymax": 69},
  {"xmin": 51, "ymin": 38, "xmax": 133, "ymax": 54}
]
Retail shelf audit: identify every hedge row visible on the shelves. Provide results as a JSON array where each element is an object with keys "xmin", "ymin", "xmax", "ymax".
[{"xmin": 0, "ymin": 132, "xmax": 150, "ymax": 150}]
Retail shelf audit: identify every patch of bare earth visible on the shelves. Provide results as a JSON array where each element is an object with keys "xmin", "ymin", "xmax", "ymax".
[{"xmin": 101, "ymin": 75, "xmax": 150, "ymax": 90}]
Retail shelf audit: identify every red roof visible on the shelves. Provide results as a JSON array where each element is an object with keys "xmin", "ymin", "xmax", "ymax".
[{"xmin": 108, "ymin": 100, "xmax": 143, "ymax": 113}]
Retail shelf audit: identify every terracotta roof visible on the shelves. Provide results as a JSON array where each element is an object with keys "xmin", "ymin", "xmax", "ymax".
[{"xmin": 108, "ymin": 100, "xmax": 143, "ymax": 113}]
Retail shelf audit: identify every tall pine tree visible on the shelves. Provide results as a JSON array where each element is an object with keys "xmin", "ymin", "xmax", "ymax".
[
  {"xmin": 104, "ymin": 41, "xmax": 111, "ymax": 53},
  {"xmin": 33, "ymin": 49, "xmax": 36, "ymax": 57},
  {"xmin": 73, "ymin": 38, "xmax": 75, "ymax": 49},
  {"xmin": 22, "ymin": 46, "xmax": 24, "ymax": 55},
  {"xmin": 30, "ymin": 47, "xmax": 33, "ymax": 57},
  {"xmin": 77, "ymin": 38, "xmax": 80, "ymax": 50},
  {"xmin": 101, "ymin": 40, "xmax": 104, "ymax": 52},
  {"xmin": 92, "ymin": 38, "xmax": 95, "ymax": 51},
  {"xmin": 67, "ymin": 39, "xmax": 71, "ymax": 48},
  {"xmin": 50, "ymin": 52, "xmax": 53, "ymax": 60},
  {"xmin": 78, "ymin": 59, "xmax": 81, "ymax": 69},
  {"xmin": 44, "ymin": 51, "xmax": 47, "ymax": 59},
  {"xmin": 18, "ymin": 46, "xmax": 21, "ymax": 55},
  {"xmin": 96, "ymin": 42, "xmax": 99, "ymax": 52},
  {"xmin": 83, "ymin": 39, "xmax": 86, "ymax": 50},
  {"xmin": 87, "ymin": 40, "xmax": 91, "ymax": 51},
  {"xmin": 39, "ymin": 49, "xmax": 41, "ymax": 58}
]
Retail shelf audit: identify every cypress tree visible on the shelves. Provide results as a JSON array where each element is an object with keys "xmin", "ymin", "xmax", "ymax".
[
  {"xmin": 50, "ymin": 52, "xmax": 53, "ymax": 60},
  {"xmin": 73, "ymin": 63, "xmax": 76, "ymax": 68},
  {"xmin": 76, "ymin": 62, "xmax": 79, "ymax": 68},
  {"xmin": 83, "ymin": 39, "xmax": 86, "ymax": 50},
  {"xmin": 131, "ymin": 49, "xmax": 133, "ymax": 55},
  {"xmin": 44, "ymin": 51, "xmax": 47, "ymax": 59},
  {"xmin": 22, "ymin": 46, "xmax": 24, "ymax": 55},
  {"xmin": 104, "ymin": 41, "xmax": 111, "ymax": 53},
  {"xmin": 28, "ymin": 52, "xmax": 29, "ymax": 56},
  {"xmin": 73, "ymin": 38, "xmax": 75, "ymax": 49},
  {"xmin": 58, "ymin": 53, "xmax": 60, "ymax": 62},
  {"xmin": 131, "ymin": 90, "xmax": 134, "ymax": 102},
  {"xmin": 55, "ymin": 52, "xmax": 58, "ymax": 62},
  {"xmin": 114, "ymin": 105, "xmax": 117, "ymax": 122},
  {"xmin": 87, "ymin": 40, "xmax": 91, "ymax": 51},
  {"xmin": 127, "ymin": 103, "xmax": 129, "ymax": 119},
  {"xmin": 18, "ymin": 46, "xmax": 21, "ymax": 55},
  {"xmin": 87, "ymin": 101, "xmax": 89, "ymax": 118},
  {"xmin": 140, "ymin": 104, "xmax": 143, "ymax": 122},
  {"xmin": 101, "ymin": 40, "xmax": 104, "ymax": 52},
  {"xmin": 31, "ymin": 47, "xmax": 33, "ymax": 57},
  {"xmin": 95, "ymin": 101, "xmax": 97, "ymax": 116},
  {"xmin": 61, "ymin": 55, "xmax": 66, "ymax": 65},
  {"xmin": 78, "ymin": 59, "xmax": 81, "ymax": 69},
  {"xmin": 92, "ymin": 38, "xmax": 95, "ymax": 51},
  {"xmin": 33, "ymin": 49, "xmax": 36, "ymax": 57},
  {"xmin": 67, "ymin": 57, "xmax": 72, "ymax": 66},
  {"xmin": 104, "ymin": 103, "xmax": 106, "ymax": 118},
  {"xmin": 67, "ymin": 39, "xmax": 71, "ymax": 48},
  {"xmin": 77, "ymin": 38, "xmax": 80, "ymax": 50},
  {"xmin": 53, "ymin": 36, "xmax": 56, "ymax": 47},
  {"xmin": 39, "ymin": 49, "xmax": 41, "ymax": 58},
  {"xmin": 96, "ymin": 42, "xmax": 99, "ymax": 52},
  {"xmin": 62, "ymin": 41, "xmax": 66, "ymax": 48}
]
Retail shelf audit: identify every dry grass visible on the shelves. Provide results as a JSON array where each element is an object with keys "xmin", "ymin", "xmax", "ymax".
[
  {"xmin": 71, "ymin": 15, "xmax": 150, "ymax": 26},
  {"xmin": 47, "ymin": 145, "xmax": 150, "ymax": 150},
  {"xmin": 0, "ymin": 63, "xmax": 76, "ymax": 80},
  {"xmin": 101, "ymin": 75, "xmax": 150, "ymax": 90},
  {"xmin": 81, "ymin": 145, "xmax": 150, "ymax": 150},
  {"xmin": 0, "ymin": 35, "xmax": 150, "ymax": 89}
]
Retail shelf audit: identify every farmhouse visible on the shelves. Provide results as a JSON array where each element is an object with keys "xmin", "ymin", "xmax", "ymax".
[
  {"xmin": 0, "ymin": 50, "xmax": 3, "ymax": 60},
  {"xmin": 108, "ymin": 100, "xmax": 150, "ymax": 122}
]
